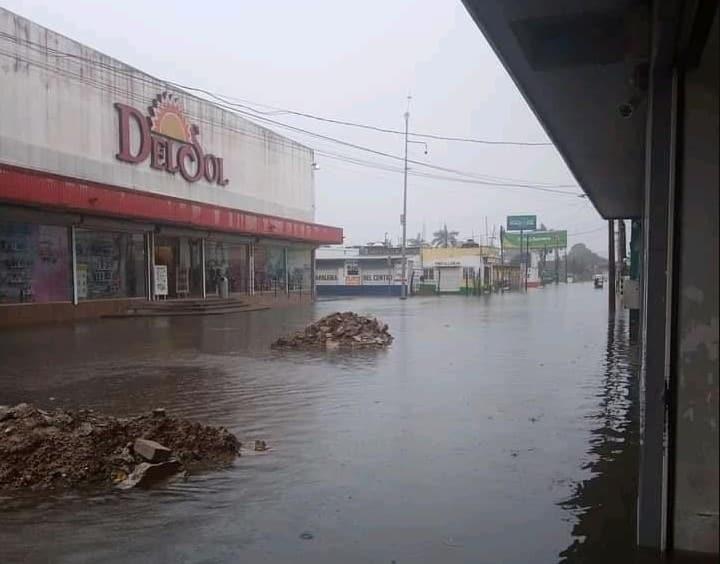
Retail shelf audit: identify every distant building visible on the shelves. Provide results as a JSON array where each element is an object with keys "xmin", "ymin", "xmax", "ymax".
[
  {"xmin": 419, "ymin": 246, "xmax": 499, "ymax": 294},
  {"xmin": 315, "ymin": 245, "xmax": 421, "ymax": 296}
]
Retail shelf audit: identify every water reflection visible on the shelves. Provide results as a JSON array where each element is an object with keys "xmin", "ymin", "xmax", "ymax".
[
  {"xmin": 1, "ymin": 287, "xmax": 667, "ymax": 563},
  {"xmin": 559, "ymin": 313, "xmax": 641, "ymax": 562}
]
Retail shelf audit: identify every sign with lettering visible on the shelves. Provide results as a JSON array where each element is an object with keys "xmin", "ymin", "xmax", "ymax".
[
  {"xmin": 115, "ymin": 92, "xmax": 229, "ymax": 186},
  {"xmin": 315, "ymin": 273, "xmax": 338, "ymax": 281},
  {"xmin": 153, "ymin": 265, "xmax": 168, "ymax": 296},
  {"xmin": 507, "ymin": 215, "xmax": 537, "ymax": 231},
  {"xmin": 502, "ymin": 230, "xmax": 567, "ymax": 250}
]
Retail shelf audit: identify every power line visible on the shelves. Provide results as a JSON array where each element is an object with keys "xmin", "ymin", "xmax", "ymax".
[
  {"xmin": 567, "ymin": 226, "xmax": 607, "ymax": 236},
  {"xmin": 0, "ymin": 32, "xmax": 581, "ymax": 195},
  {"xmin": 180, "ymin": 90, "xmax": 553, "ymax": 146}
]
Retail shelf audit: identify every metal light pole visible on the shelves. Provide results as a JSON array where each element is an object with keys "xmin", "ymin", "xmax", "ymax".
[
  {"xmin": 400, "ymin": 108, "xmax": 409, "ymax": 300},
  {"xmin": 400, "ymin": 98, "xmax": 427, "ymax": 300}
]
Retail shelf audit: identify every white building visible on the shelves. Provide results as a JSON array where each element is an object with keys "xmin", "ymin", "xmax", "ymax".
[
  {"xmin": 315, "ymin": 245, "xmax": 421, "ymax": 296},
  {"xmin": 0, "ymin": 8, "xmax": 341, "ymax": 326}
]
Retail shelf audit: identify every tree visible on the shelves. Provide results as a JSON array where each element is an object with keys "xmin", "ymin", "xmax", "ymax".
[
  {"xmin": 432, "ymin": 224, "xmax": 459, "ymax": 248},
  {"xmin": 567, "ymin": 243, "xmax": 608, "ymax": 281},
  {"xmin": 407, "ymin": 233, "xmax": 426, "ymax": 247}
]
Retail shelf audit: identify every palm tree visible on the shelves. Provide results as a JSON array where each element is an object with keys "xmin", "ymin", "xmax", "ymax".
[
  {"xmin": 407, "ymin": 232, "xmax": 425, "ymax": 247},
  {"xmin": 432, "ymin": 224, "xmax": 459, "ymax": 248}
]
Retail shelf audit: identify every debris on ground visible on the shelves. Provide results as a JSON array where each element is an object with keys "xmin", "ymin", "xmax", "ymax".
[
  {"xmin": 271, "ymin": 311, "xmax": 393, "ymax": 350},
  {"xmin": 254, "ymin": 439, "xmax": 268, "ymax": 452},
  {"xmin": 0, "ymin": 403, "xmax": 241, "ymax": 491}
]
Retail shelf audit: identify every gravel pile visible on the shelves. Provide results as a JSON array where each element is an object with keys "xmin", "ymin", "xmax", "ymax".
[{"xmin": 272, "ymin": 311, "xmax": 393, "ymax": 350}]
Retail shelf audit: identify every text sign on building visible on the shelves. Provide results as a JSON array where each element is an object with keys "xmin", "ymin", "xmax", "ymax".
[
  {"xmin": 115, "ymin": 92, "xmax": 229, "ymax": 186},
  {"xmin": 502, "ymin": 230, "xmax": 568, "ymax": 250},
  {"xmin": 507, "ymin": 215, "xmax": 537, "ymax": 231}
]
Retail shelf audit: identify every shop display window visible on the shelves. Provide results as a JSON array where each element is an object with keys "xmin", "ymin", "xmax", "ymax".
[
  {"xmin": 75, "ymin": 230, "xmax": 146, "ymax": 299},
  {"xmin": 254, "ymin": 245, "xmax": 286, "ymax": 292},
  {"xmin": 205, "ymin": 241, "xmax": 249, "ymax": 295},
  {"xmin": 287, "ymin": 248, "xmax": 311, "ymax": 291},
  {"xmin": 0, "ymin": 221, "xmax": 71, "ymax": 303}
]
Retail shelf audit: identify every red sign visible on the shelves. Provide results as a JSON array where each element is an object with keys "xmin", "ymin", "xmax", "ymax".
[{"xmin": 115, "ymin": 92, "xmax": 229, "ymax": 186}]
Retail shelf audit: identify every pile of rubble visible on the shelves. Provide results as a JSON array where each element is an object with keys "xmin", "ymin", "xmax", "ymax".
[
  {"xmin": 272, "ymin": 311, "xmax": 393, "ymax": 350},
  {"xmin": 0, "ymin": 403, "xmax": 242, "ymax": 491}
]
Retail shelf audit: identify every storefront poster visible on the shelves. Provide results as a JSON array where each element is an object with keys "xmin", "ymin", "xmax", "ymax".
[
  {"xmin": 154, "ymin": 265, "xmax": 168, "ymax": 296},
  {"xmin": 77, "ymin": 264, "xmax": 88, "ymax": 299}
]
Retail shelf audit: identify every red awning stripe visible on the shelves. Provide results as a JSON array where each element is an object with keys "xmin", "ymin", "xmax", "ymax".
[{"xmin": 0, "ymin": 164, "xmax": 343, "ymax": 245}]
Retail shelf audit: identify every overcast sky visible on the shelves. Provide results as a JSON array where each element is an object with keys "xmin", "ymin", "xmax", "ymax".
[{"xmin": 3, "ymin": 0, "xmax": 608, "ymax": 254}]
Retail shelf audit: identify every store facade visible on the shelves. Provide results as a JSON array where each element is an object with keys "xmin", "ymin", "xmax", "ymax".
[
  {"xmin": 315, "ymin": 245, "xmax": 421, "ymax": 296},
  {"xmin": 0, "ymin": 8, "xmax": 341, "ymax": 326},
  {"xmin": 419, "ymin": 247, "xmax": 499, "ymax": 294}
]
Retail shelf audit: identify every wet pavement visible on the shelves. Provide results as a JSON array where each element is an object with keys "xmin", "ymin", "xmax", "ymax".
[{"xmin": 0, "ymin": 284, "xmax": 642, "ymax": 563}]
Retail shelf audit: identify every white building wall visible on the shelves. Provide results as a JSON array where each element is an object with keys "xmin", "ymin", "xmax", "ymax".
[{"xmin": 0, "ymin": 8, "xmax": 315, "ymax": 223}]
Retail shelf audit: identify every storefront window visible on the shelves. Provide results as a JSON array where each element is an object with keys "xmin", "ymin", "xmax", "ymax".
[
  {"xmin": 0, "ymin": 221, "xmax": 71, "ymax": 303},
  {"xmin": 75, "ymin": 230, "xmax": 146, "ymax": 299},
  {"xmin": 205, "ymin": 241, "xmax": 249, "ymax": 295},
  {"xmin": 287, "ymin": 248, "xmax": 311, "ymax": 291},
  {"xmin": 254, "ymin": 245, "xmax": 286, "ymax": 292}
]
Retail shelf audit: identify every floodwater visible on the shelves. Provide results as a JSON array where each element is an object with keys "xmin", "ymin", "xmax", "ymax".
[{"xmin": 0, "ymin": 283, "xmax": 642, "ymax": 563}]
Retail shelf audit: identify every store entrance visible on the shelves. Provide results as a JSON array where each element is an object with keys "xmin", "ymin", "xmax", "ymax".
[{"xmin": 154, "ymin": 236, "xmax": 203, "ymax": 298}]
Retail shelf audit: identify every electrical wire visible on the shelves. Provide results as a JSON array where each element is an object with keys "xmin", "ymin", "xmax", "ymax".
[{"xmin": 0, "ymin": 32, "xmax": 582, "ymax": 196}]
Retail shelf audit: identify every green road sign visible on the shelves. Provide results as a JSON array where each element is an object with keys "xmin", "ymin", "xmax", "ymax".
[
  {"xmin": 507, "ymin": 215, "xmax": 537, "ymax": 231},
  {"xmin": 502, "ymin": 230, "xmax": 567, "ymax": 250}
]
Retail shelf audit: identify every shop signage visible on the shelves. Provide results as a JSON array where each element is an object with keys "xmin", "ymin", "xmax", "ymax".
[
  {"xmin": 153, "ymin": 265, "xmax": 168, "ymax": 296},
  {"xmin": 363, "ymin": 274, "xmax": 392, "ymax": 282},
  {"xmin": 315, "ymin": 273, "xmax": 338, "ymax": 281},
  {"xmin": 345, "ymin": 275, "xmax": 361, "ymax": 286},
  {"xmin": 507, "ymin": 215, "xmax": 537, "ymax": 231},
  {"xmin": 434, "ymin": 260, "xmax": 462, "ymax": 267},
  {"xmin": 115, "ymin": 92, "xmax": 229, "ymax": 186},
  {"xmin": 502, "ymin": 230, "xmax": 568, "ymax": 250}
]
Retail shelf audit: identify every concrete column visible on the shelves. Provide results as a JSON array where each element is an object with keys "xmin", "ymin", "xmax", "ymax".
[
  {"xmin": 310, "ymin": 247, "xmax": 316, "ymax": 301},
  {"xmin": 670, "ymin": 10, "xmax": 719, "ymax": 551},
  {"xmin": 71, "ymin": 226, "xmax": 78, "ymax": 305},
  {"xmin": 249, "ymin": 243, "xmax": 255, "ymax": 295},
  {"xmin": 637, "ymin": 65, "xmax": 678, "ymax": 551},
  {"xmin": 608, "ymin": 220, "xmax": 616, "ymax": 314},
  {"xmin": 200, "ymin": 238, "xmax": 206, "ymax": 299}
]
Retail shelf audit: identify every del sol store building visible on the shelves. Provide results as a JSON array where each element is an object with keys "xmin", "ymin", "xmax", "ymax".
[{"xmin": 0, "ymin": 9, "xmax": 342, "ymax": 326}]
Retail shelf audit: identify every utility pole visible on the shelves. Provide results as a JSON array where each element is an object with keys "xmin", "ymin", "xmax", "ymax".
[
  {"xmin": 521, "ymin": 229, "xmax": 528, "ymax": 291},
  {"xmin": 400, "ymin": 103, "xmax": 409, "ymax": 300},
  {"xmin": 399, "ymin": 96, "xmax": 428, "ymax": 300}
]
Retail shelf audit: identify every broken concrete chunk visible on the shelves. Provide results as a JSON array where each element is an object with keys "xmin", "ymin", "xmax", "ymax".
[
  {"xmin": 254, "ymin": 440, "xmax": 268, "ymax": 452},
  {"xmin": 117, "ymin": 459, "xmax": 182, "ymax": 489},
  {"xmin": 152, "ymin": 408, "xmax": 166, "ymax": 418},
  {"xmin": 272, "ymin": 312, "xmax": 393, "ymax": 350},
  {"xmin": 134, "ymin": 438, "xmax": 172, "ymax": 463}
]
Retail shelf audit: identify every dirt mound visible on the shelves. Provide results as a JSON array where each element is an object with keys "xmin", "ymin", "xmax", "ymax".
[
  {"xmin": 0, "ymin": 403, "xmax": 240, "ymax": 491},
  {"xmin": 272, "ymin": 311, "xmax": 393, "ymax": 350}
]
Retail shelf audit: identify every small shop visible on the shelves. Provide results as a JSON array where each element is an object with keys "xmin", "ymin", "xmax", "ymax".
[
  {"xmin": 420, "ymin": 247, "xmax": 498, "ymax": 294},
  {"xmin": 314, "ymin": 245, "xmax": 421, "ymax": 296}
]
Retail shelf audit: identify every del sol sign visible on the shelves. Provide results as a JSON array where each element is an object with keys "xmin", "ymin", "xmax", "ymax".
[{"xmin": 114, "ymin": 92, "xmax": 229, "ymax": 186}]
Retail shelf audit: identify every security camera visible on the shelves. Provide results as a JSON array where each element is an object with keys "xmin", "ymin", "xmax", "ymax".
[
  {"xmin": 618, "ymin": 103, "xmax": 634, "ymax": 118},
  {"xmin": 619, "ymin": 95, "xmax": 641, "ymax": 119}
]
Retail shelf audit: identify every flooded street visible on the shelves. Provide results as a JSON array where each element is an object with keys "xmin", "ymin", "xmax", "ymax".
[{"xmin": 0, "ymin": 283, "xmax": 639, "ymax": 563}]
